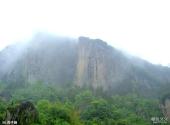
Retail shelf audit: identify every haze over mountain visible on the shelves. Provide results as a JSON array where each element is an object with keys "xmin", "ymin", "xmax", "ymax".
[
  {"xmin": 1, "ymin": 0, "xmax": 170, "ymax": 66},
  {"xmin": 0, "ymin": 33, "xmax": 170, "ymax": 98},
  {"xmin": 1, "ymin": 0, "xmax": 170, "ymax": 124},
  {"xmin": 0, "ymin": 33, "xmax": 170, "ymax": 124}
]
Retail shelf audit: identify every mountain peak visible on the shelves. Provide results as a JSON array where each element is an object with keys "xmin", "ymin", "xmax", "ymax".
[
  {"xmin": 0, "ymin": 34, "xmax": 170, "ymax": 96},
  {"xmin": 78, "ymin": 36, "xmax": 108, "ymax": 47}
]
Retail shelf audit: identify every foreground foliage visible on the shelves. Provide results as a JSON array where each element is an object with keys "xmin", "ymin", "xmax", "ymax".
[{"xmin": 0, "ymin": 82, "xmax": 168, "ymax": 125}]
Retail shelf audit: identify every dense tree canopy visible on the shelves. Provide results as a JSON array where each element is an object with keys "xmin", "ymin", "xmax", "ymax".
[{"xmin": 0, "ymin": 82, "xmax": 169, "ymax": 125}]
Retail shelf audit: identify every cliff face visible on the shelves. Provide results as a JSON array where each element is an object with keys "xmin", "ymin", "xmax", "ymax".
[
  {"xmin": 75, "ymin": 37, "xmax": 170, "ymax": 94},
  {"xmin": 22, "ymin": 37, "xmax": 77, "ymax": 85},
  {"xmin": 165, "ymin": 99, "xmax": 170, "ymax": 121},
  {"xmin": 162, "ymin": 98, "xmax": 170, "ymax": 122},
  {"xmin": 76, "ymin": 37, "xmax": 109, "ymax": 89},
  {"xmin": 75, "ymin": 37, "xmax": 131, "ymax": 90},
  {"xmin": 0, "ymin": 35, "xmax": 77, "ymax": 85},
  {"xmin": 0, "ymin": 34, "xmax": 170, "ymax": 96}
]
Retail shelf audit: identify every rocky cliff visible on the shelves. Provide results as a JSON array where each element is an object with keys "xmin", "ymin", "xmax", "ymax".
[
  {"xmin": 0, "ymin": 33, "xmax": 170, "ymax": 97},
  {"xmin": 0, "ymin": 34, "xmax": 77, "ymax": 86},
  {"xmin": 164, "ymin": 99, "xmax": 170, "ymax": 121},
  {"xmin": 75, "ymin": 37, "xmax": 132, "ymax": 90},
  {"xmin": 75, "ymin": 37, "xmax": 170, "ymax": 95}
]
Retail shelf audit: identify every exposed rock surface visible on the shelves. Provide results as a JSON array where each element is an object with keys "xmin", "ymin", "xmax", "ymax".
[
  {"xmin": 0, "ymin": 34, "xmax": 77, "ymax": 85},
  {"xmin": 75, "ymin": 37, "xmax": 170, "ymax": 95},
  {"xmin": 75, "ymin": 37, "xmax": 131, "ymax": 90},
  {"xmin": 161, "ymin": 94, "xmax": 170, "ymax": 122},
  {"xmin": 5, "ymin": 101, "xmax": 38, "ymax": 125},
  {"xmin": 0, "ymin": 34, "xmax": 170, "ymax": 96},
  {"xmin": 164, "ymin": 99, "xmax": 170, "ymax": 121}
]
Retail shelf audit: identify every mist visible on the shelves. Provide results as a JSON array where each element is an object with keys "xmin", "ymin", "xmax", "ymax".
[
  {"xmin": 0, "ymin": 0, "xmax": 170, "ymax": 124},
  {"xmin": 0, "ymin": 32, "xmax": 170, "ymax": 124},
  {"xmin": 0, "ymin": 0, "xmax": 170, "ymax": 66}
]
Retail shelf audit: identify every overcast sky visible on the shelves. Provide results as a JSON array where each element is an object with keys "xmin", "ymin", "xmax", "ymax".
[{"xmin": 0, "ymin": 0, "xmax": 170, "ymax": 66}]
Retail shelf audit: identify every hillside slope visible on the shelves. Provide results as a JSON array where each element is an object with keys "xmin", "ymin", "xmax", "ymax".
[{"xmin": 0, "ymin": 33, "xmax": 170, "ymax": 97}]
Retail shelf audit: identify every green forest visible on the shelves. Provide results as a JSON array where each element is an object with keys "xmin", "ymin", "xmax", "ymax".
[{"xmin": 0, "ymin": 81, "xmax": 169, "ymax": 125}]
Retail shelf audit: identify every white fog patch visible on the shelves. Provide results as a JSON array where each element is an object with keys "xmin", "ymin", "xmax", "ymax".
[{"xmin": 0, "ymin": 0, "xmax": 170, "ymax": 65}]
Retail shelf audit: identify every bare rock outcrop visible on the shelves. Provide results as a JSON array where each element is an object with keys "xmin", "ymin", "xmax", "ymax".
[
  {"xmin": 5, "ymin": 101, "xmax": 38, "ymax": 125},
  {"xmin": 75, "ymin": 37, "xmax": 131, "ymax": 90},
  {"xmin": 0, "ymin": 34, "xmax": 170, "ymax": 96}
]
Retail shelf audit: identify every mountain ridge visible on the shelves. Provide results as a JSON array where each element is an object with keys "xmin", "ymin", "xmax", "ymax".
[{"xmin": 0, "ymin": 34, "xmax": 170, "ymax": 98}]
